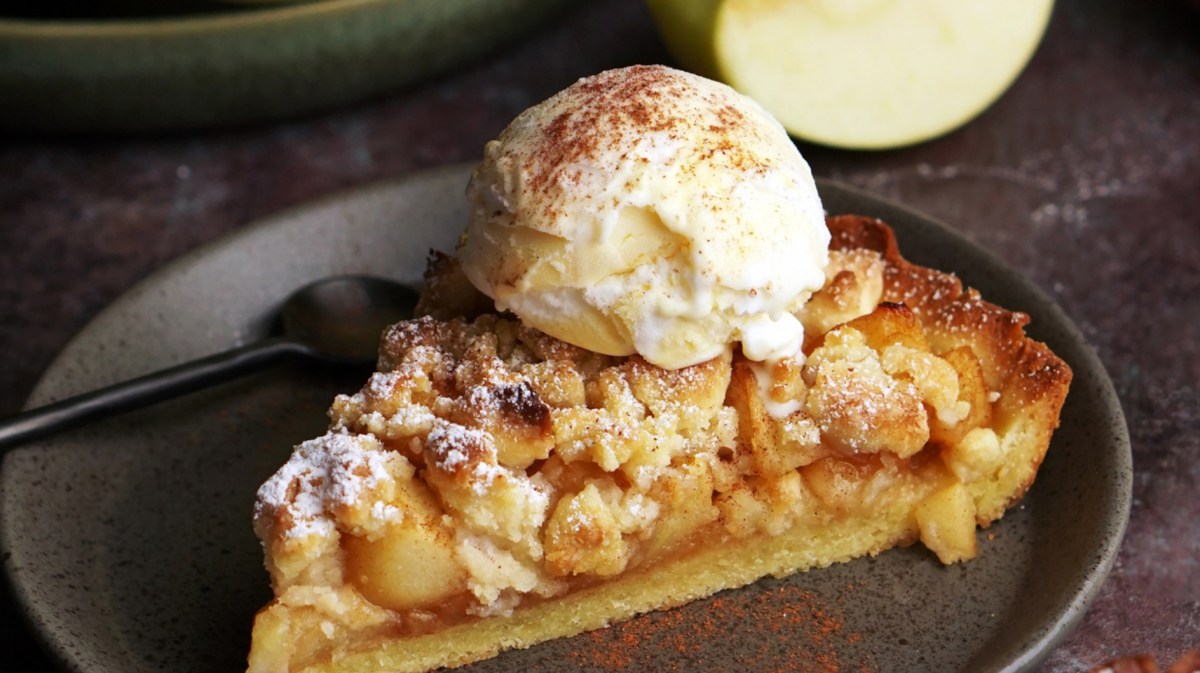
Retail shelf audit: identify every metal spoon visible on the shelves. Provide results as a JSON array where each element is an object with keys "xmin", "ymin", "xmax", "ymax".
[{"xmin": 0, "ymin": 275, "xmax": 418, "ymax": 452}]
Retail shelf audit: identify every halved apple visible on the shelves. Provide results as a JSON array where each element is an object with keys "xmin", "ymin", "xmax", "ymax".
[{"xmin": 646, "ymin": 0, "xmax": 1054, "ymax": 149}]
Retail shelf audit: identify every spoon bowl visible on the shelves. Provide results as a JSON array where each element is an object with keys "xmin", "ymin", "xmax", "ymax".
[
  {"xmin": 0, "ymin": 275, "xmax": 419, "ymax": 451},
  {"xmin": 281, "ymin": 275, "xmax": 419, "ymax": 364}
]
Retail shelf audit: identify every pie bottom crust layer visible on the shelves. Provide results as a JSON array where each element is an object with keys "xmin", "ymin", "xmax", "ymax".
[{"xmin": 248, "ymin": 215, "xmax": 1072, "ymax": 673}]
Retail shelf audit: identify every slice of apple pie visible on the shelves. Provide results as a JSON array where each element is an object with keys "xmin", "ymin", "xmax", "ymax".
[{"xmin": 247, "ymin": 214, "xmax": 1071, "ymax": 673}]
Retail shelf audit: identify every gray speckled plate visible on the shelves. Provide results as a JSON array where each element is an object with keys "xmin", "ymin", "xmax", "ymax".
[
  {"xmin": 0, "ymin": 165, "xmax": 1130, "ymax": 673},
  {"xmin": 0, "ymin": 0, "xmax": 571, "ymax": 133}
]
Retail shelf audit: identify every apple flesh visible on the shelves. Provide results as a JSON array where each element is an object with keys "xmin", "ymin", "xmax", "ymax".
[{"xmin": 648, "ymin": 0, "xmax": 1054, "ymax": 149}]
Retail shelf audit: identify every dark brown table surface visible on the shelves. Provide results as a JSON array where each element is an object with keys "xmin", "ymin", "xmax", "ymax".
[{"xmin": 2, "ymin": 0, "xmax": 1196, "ymax": 671}]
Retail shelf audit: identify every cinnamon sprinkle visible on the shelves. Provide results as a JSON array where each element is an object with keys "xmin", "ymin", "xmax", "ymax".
[
  {"xmin": 517, "ymin": 65, "xmax": 759, "ymax": 221},
  {"xmin": 569, "ymin": 584, "xmax": 871, "ymax": 672}
]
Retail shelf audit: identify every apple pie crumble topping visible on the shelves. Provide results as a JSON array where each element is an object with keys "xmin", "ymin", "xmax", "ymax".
[{"xmin": 249, "ymin": 215, "xmax": 1070, "ymax": 673}]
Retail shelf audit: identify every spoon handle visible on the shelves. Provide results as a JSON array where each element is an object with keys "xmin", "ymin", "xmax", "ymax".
[{"xmin": 0, "ymin": 338, "xmax": 309, "ymax": 453}]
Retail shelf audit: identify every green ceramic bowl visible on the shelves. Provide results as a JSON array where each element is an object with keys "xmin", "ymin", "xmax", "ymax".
[{"xmin": 0, "ymin": 0, "xmax": 571, "ymax": 133}]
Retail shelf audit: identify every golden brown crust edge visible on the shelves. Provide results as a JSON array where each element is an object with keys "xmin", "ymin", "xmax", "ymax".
[{"xmin": 827, "ymin": 214, "xmax": 1072, "ymax": 522}]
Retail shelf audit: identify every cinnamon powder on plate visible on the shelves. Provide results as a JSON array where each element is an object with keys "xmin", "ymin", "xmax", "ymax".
[{"xmin": 568, "ymin": 583, "xmax": 871, "ymax": 672}]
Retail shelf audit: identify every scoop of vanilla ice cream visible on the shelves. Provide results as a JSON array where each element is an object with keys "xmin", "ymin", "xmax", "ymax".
[{"xmin": 458, "ymin": 65, "xmax": 829, "ymax": 369}]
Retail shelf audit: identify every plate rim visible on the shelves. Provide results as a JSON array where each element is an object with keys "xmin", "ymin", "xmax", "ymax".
[{"xmin": 1, "ymin": 166, "xmax": 1132, "ymax": 673}]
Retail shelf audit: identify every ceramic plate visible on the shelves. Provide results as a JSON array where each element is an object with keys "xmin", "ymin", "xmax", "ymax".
[
  {"xmin": 0, "ymin": 0, "xmax": 571, "ymax": 133},
  {"xmin": 0, "ymin": 165, "xmax": 1131, "ymax": 673}
]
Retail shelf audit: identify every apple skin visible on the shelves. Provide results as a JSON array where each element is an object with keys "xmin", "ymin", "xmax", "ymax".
[{"xmin": 646, "ymin": 0, "xmax": 725, "ymax": 79}]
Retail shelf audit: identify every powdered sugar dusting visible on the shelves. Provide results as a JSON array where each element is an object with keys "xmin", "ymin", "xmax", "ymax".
[
  {"xmin": 428, "ymin": 421, "xmax": 492, "ymax": 473},
  {"xmin": 426, "ymin": 420, "xmax": 521, "ymax": 497},
  {"xmin": 256, "ymin": 431, "xmax": 396, "ymax": 538}
]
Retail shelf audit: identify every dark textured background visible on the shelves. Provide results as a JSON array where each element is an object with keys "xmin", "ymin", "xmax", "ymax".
[{"xmin": 1, "ymin": 0, "xmax": 1197, "ymax": 670}]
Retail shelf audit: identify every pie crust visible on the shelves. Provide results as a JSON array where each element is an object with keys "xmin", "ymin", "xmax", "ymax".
[{"xmin": 248, "ymin": 214, "xmax": 1071, "ymax": 673}]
